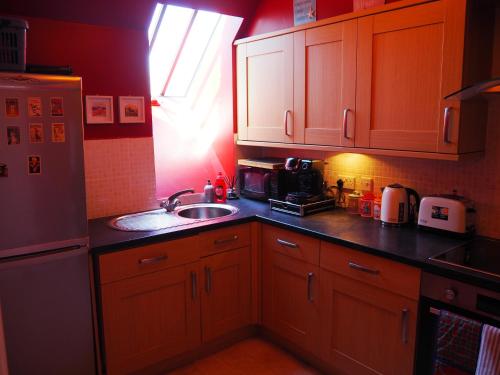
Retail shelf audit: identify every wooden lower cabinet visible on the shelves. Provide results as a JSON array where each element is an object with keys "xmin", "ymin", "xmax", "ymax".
[
  {"xmin": 320, "ymin": 269, "xmax": 418, "ymax": 375},
  {"xmin": 100, "ymin": 262, "xmax": 201, "ymax": 375},
  {"xmin": 200, "ymin": 246, "xmax": 251, "ymax": 342},
  {"xmin": 262, "ymin": 250, "xmax": 320, "ymax": 354}
]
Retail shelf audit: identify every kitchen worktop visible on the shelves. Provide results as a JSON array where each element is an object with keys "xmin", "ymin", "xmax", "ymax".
[{"xmin": 88, "ymin": 198, "xmax": 499, "ymax": 290}]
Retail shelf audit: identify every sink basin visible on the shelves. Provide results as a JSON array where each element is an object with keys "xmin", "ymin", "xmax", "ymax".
[
  {"xmin": 176, "ymin": 203, "xmax": 239, "ymax": 219},
  {"xmin": 108, "ymin": 203, "xmax": 239, "ymax": 231}
]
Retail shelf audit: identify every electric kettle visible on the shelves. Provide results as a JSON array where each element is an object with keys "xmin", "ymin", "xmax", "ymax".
[{"xmin": 380, "ymin": 183, "xmax": 420, "ymax": 225}]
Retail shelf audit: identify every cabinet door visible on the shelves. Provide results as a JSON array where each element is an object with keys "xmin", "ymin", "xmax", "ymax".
[
  {"xmin": 201, "ymin": 247, "xmax": 251, "ymax": 342},
  {"xmin": 237, "ymin": 34, "xmax": 294, "ymax": 143},
  {"xmin": 101, "ymin": 263, "xmax": 201, "ymax": 375},
  {"xmin": 294, "ymin": 20, "xmax": 357, "ymax": 146},
  {"xmin": 262, "ymin": 249, "xmax": 319, "ymax": 354},
  {"xmin": 320, "ymin": 269, "xmax": 417, "ymax": 375},
  {"xmin": 355, "ymin": 0, "xmax": 466, "ymax": 153}
]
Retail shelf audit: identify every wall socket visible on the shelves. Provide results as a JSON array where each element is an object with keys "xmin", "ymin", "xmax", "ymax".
[
  {"xmin": 360, "ymin": 177, "xmax": 373, "ymax": 192},
  {"xmin": 338, "ymin": 175, "xmax": 356, "ymax": 190}
]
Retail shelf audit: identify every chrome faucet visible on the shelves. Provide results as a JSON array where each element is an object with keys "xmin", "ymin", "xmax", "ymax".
[{"xmin": 160, "ymin": 189, "xmax": 195, "ymax": 212}]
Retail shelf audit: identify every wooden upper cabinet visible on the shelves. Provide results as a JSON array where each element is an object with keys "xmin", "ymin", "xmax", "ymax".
[
  {"xmin": 237, "ymin": 34, "xmax": 294, "ymax": 143},
  {"xmin": 355, "ymin": 0, "xmax": 489, "ymax": 154},
  {"xmin": 294, "ymin": 20, "xmax": 357, "ymax": 146}
]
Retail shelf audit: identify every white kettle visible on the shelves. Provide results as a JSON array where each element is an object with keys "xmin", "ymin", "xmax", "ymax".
[{"xmin": 381, "ymin": 184, "xmax": 420, "ymax": 225}]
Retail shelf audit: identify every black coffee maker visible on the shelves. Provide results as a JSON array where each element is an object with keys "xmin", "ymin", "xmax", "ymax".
[{"xmin": 284, "ymin": 158, "xmax": 324, "ymax": 204}]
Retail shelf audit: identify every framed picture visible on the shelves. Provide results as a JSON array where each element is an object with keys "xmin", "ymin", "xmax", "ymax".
[
  {"xmin": 119, "ymin": 96, "xmax": 145, "ymax": 124},
  {"xmin": 85, "ymin": 95, "xmax": 114, "ymax": 124}
]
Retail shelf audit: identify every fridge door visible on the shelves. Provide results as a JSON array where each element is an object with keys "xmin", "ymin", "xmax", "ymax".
[
  {"xmin": 0, "ymin": 245, "xmax": 96, "ymax": 375},
  {"xmin": 0, "ymin": 73, "xmax": 88, "ymax": 256}
]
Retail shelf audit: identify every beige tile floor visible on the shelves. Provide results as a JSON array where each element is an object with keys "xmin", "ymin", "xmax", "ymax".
[{"xmin": 167, "ymin": 338, "xmax": 322, "ymax": 374}]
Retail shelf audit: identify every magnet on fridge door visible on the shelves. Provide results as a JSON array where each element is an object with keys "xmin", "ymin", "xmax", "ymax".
[
  {"xmin": 0, "ymin": 163, "xmax": 7, "ymax": 177},
  {"xmin": 5, "ymin": 98, "xmax": 19, "ymax": 117},
  {"xmin": 28, "ymin": 155, "xmax": 41, "ymax": 175},
  {"xmin": 29, "ymin": 123, "xmax": 44, "ymax": 144},
  {"xmin": 50, "ymin": 97, "xmax": 64, "ymax": 117},
  {"xmin": 51, "ymin": 123, "xmax": 65, "ymax": 143},
  {"xmin": 28, "ymin": 97, "xmax": 43, "ymax": 117},
  {"xmin": 6, "ymin": 126, "xmax": 21, "ymax": 145}
]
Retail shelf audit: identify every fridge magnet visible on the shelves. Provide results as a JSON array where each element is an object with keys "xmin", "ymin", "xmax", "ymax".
[
  {"xmin": 85, "ymin": 95, "xmax": 114, "ymax": 124},
  {"xmin": 119, "ymin": 96, "xmax": 145, "ymax": 124},
  {"xmin": 50, "ymin": 97, "xmax": 64, "ymax": 116},
  {"xmin": 28, "ymin": 97, "xmax": 43, "ymax": 117},
  {"xmin": 294, "ymin": 0, "xmax": 316, "ymax": 26},
  {"xmin": 28, "ymin": 155, "xmax": 41, "ymax": 175},
  {"xmin": 6, "ymin": 126, "xmax": 20, "ymax": 145},
  {"xmin": 5, "ymin": 98, "xmax": 19, "ymax": 117},
  {"xmin": 0, "ymin": 163, "xmax": 7, "ymax": 177},
  {"xmin": 29, "ymin": 123, "xmax": 44, "ymax": 144},
  {"xmin": 51, "ymin": 123, "xmax": 65, "ymax": 143}
]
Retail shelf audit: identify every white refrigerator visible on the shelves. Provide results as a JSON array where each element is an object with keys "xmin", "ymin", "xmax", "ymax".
[{"xmin": 0, "ymin": 73, "xmax": 95, "ymax": 374}]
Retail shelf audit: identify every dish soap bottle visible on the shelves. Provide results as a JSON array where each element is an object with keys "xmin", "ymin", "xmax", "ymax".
[
  {"xmin": 204, "ymin": 180, "xmax": 214, "ymax": 203},
  {"xmin": 214, "ymin": 172, "xmax": 227, "ymax": 203}
]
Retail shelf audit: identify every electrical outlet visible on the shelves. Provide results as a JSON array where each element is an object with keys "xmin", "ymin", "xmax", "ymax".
[
  {"xmin": 360, "ymin": 177, "xmax": 373, "ymax": 192},
  {"xmin": 338, "ymin": 175, "xmax": 355, "ymax": 190}
]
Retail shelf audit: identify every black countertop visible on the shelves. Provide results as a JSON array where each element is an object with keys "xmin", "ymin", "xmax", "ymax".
[{"xmin": 89, "ymin": 198, "xmax": 499, "ymax": 291}]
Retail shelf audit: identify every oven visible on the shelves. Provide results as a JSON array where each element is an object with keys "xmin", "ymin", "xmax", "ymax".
[{"xmin": 416, "ymin": 272, "xmax": 500, "ymax": 374}]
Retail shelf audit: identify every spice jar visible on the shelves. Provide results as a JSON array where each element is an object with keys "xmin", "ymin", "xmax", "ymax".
[
  {"xmin": 347, "ymin": 192, "xmax": 361, "ymax": 214},
  {"xmin": 373, "ymin": 195, "xmax": 382, "ymax": 220},
  {"xmin": 359, "ymin": 192, "xmax": 375, "ymax": 217}
]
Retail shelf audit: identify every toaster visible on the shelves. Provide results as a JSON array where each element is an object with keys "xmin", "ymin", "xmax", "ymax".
[{"xmin": 418, "ymin": 195, "xmax": 475, "ymax": 234}]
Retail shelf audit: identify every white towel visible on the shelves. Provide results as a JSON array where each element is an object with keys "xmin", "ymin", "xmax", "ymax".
[{"xmin": 475, "ymin": 324, "xmax": 500, "ymax": 375}]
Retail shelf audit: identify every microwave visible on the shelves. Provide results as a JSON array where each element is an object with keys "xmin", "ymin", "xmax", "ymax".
[{"xmin": 238, "ymin": 158, "xmax": 287, "ymax": 201}]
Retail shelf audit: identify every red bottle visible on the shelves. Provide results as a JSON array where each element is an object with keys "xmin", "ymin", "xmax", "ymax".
[{"xmin": 214, "ymin": 172, "xmax": 227, "ymax": 203}]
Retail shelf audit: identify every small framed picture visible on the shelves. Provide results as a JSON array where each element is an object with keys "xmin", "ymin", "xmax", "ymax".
[
  {"xmin": 6, "ymin": 126, "xmax": 20, "ymax": 145},
  {"xmin": 51, "ymin": 123, "xmax": 65, "ymax": 143},
  {"xmin": 5, "ymin": 98, "xmax": 19, "ymax": 117},
  {"xmin": 119, "ymin": 96, "xmax": 145, "ymax": 124},
  {"xmin": 28, "ymin": 97, "xmax": 43, "ymax": 117},
  {"xmin": 50, "ymin": 97, "xmax": 64, "ymax": 116},
  {"xmin": 29, "ymin": 123, "xmax": 44, "ymax": 144},
  {"xmin": 28, "ymin": 155, "xmax": 41, "ymax": 175},
  {"xmin": 86, "ymin": 96, "xmax": 114, "ymax": 124}
]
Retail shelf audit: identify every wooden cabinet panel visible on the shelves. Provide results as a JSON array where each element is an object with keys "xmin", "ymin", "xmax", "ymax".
[
  {"xmin": 237, "ymin": 34, "xmax": 294, "ymax": 143},
  {"xmin": 355, "ymin": 1, "xmax": 466, "ymax": 153},
  {"xmin": 262, "ymin": 247, "xmax": 320, "ymax": 354},
  {"xmin": 99, "ymin": 236, "xmax": 199, "ymax": 284},
  {"xmin": 263, "ymin": 224, "xmax": 320, "ymax": 265},
  {"xmin": 294, "ymin": 20, "xmax": 357, "ymax": 146},
  {"xmin": 320, "ymin": 242, "xmax": 421, "ymax": 300},
  {"xmin": 320, "ymin": 270, "xmax": 418, "ymax": 375},
  {"xmin": 101, "ymin": 263, "xmax": 201, "ymax": 375},
  {"xmin": 198, "ymin": 224, "xmax": 251, "ymax": 256},
  {"xmin": 201, "ymin": 247, "xmax": 251, "ymax": 342}
]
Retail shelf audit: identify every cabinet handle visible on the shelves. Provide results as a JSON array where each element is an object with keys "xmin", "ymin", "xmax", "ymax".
[
  {"xmin": 284, "ymin": 110, "xmax": 292, "ymax": 136},
  {"xmin": 401, "ymin": 308, "xmax": 409, "ymax": 344},
  {"xmin": 205, "ymin": 267, "xmax": 212, "ymax": 294},
  {"xmin": 343, "ymin": 108, "xmax": 350, "ymax": 139},
  {"xmin": 348, "ymin": 261, "xmax": 379, "ymax": 275},
  {"xmin": 277, "ymin": 238, "xmax": 298, "ymax": 249},
  {"xmin": 443, "ymin": 106, "xmax": 452, "ymax": 144},
  {"xmin": 138, "ymin": 254, "xmax": 167, "ymax": 265},
  {"xmin": 191, "ymin": 272, "xmax": 197, "ymax": 300},
  {"xmin": 307, "ymin": 272, "xmax": 314, "ymax": 302},
  {"xmin": 214, "ymin": 235, "xmax": 238, "ymax": 245}
]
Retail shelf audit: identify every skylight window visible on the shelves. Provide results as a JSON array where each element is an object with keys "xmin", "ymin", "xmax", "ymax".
[{"xmin": 148, "ymin": 4, "xmax": 235, "ymax": 98}]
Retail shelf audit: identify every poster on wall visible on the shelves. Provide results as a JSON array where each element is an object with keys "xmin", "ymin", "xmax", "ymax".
[
  {"xmin": 294, "ymin": 0, "xmax": 316, "ymax": 26},
  {"xmin": 85, "ymin": 95, "xmax": 114, "ymax": 124},
  {"xmin": 118, "ymin": 96, "xmax": 145, "ymax": 124}
]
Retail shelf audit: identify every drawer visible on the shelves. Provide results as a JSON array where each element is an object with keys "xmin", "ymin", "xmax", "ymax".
[
  {"xmin": 99, "ymin": 236, "xmax": 200, "ymax": 284},
  {"xmin": 320, "ymin": 242, "xmax": 420, "ymax": 300},
  {"xmin": 198, "ymin": 224, "xmax": 251, "ymax": 256},
  {"xmin": 263, "ymin": 224, "xmax": 320, "ymax": 265}
]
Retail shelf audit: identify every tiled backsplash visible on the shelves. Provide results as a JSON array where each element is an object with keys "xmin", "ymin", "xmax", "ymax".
[{"xmin": 84, "ymin": 137, "xmax": 157, "ymax": 219}]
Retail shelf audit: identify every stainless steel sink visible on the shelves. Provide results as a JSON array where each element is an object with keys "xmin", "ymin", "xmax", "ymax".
[
  {"xmin": 176, "ymin": 203, "xmax": 238, "ymax": 220},
  {"xmin": 108, "ymin": 203, "xmax": 239, "ymax": 231}
]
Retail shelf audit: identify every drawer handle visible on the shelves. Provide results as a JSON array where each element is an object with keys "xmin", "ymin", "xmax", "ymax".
[
  {"xmin": 401, "ymin": 308, "xmax": 409, "ymax": 344},
  {"xmin": 138, "ymin": 254, "xmax": 168, "ymax": 265},
  {"xmin": 307, "ymin": 272, "xmax": 314, "ymax": 302},
  {"xmin": 277, "ymin": 239, "xmax": 298, "ymax": 249},
  {"xmin": 348, "ymin": 261, "xmax": 379, "ymax": 275},
  {"xmin": 343, "ymin": 108, "xmax": 350, "ymax": 139},
  {"xmin": 214, "ymin": 235, "xmax": 238, "ymax": 245},
  {"xmin": 443, "ymin": 106, "xmax": 452, "ymax": 144},
  {"xmin": 191, "ymin": 271, "xmax": 197, "ymax": 300},
  {"xmin": 205, "ymin": 267, "xmax": 212, "ymax": 294},
  {"xmin": 284, "ymin": 109, "xmax": 292, "ymax": 136}
]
